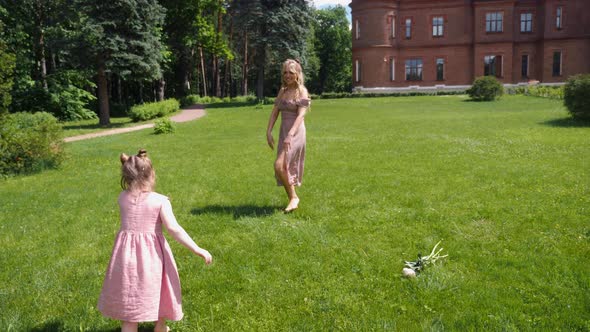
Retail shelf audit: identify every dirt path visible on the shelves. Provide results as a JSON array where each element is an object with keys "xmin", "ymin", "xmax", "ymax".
[{"xmin": 64, "ymin": 104, "xmax": 206, "ymax": 143}]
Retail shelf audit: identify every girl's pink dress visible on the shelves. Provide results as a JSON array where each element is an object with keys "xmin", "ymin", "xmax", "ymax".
[
  {"xmin": 98, "ymin": 191, "xmax": 183, "ymax": 322},
  {"xmin": 275, "ymin": 97, "xmax": 310, "ymax": 186}
]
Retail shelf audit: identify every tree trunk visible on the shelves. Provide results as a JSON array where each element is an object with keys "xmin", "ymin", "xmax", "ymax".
[
  {"xmin": 157, "ymin": 78, "xmax": 165, "ymax": 101},
  {"xmin": 215, "ymin": 2, "xmax": 223, "ymax": 97},
  {"xmin": 117, "ymin": 75, "xmax": 122, "ymax": 104},
  {"xmin": 97, "ymin": 55, "xmax": 110, "ymax": 126},
  {"xmin": 199, "ymin": 47, "xmax": 207, "ymax": 97},
  {"xmin": 224, "ymin": 11, "xmax": 234, "ymax": 98},
  {"xmin": 139, "ymin": 81, "xmax": 144, "ymax": 103},
  {"xmin": 256, "ymin": 43, "xmax": 265, "ymax": 100},
  {"xmin": 34, "ymin": 0, "xmax": 47, "ymax": 90},
  {"xmin": 242, "ymin": 31, "xmax": 248, "ymax": 96}
]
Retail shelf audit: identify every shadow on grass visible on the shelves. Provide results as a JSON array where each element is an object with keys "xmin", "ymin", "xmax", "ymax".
[
  {"xmin": 190, "ymin": 204, "xmax": 280, "ymax": 219},
  {"xmin": 204, "ymin": 101, "xmax": 258, "ymax": 109},
  {"xmin": 31, "ymin": 319, "xmax": 156, "ymax": 332},
  {"xmin": 541, "ymin": 117, "xmax": 590, "ymax": 128},
  {"xmin": 62, "ymin": 122, "xmax": 130, "ymax": 131}
]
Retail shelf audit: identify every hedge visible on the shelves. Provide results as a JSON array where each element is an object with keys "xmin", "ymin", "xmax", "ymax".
[{"xmin": 128, "ymin": 99, "xmax": 180, "ymax": 122}]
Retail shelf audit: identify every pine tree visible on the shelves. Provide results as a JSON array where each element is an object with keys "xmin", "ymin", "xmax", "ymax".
[
  {"xmin": 234, "ymin": 0, "xmax": 311, "ymax": 99},
  {"xmin": 78, "ymin": 0, "xmax": 166, "ymax": 125}
]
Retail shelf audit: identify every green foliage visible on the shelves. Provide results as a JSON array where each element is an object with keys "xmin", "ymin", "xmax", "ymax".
[
  {"xmin": 180, "ymin": 94, "xmax": 257, "ymax": 107},
  {"xmin": 506, "ymin": 85, "xmax": 565, "ymax": 100},
  {"xmin": 47, "ymin": 70, "xmax": 97, "ymax": 121},
  {"xmin": 564, "ymin": 74, "xmax": 590, "ymax": 120},
  {"xmin": 467, "ymin": 76, "xmax": 504, "ymax": 101},
  {"xmin": 79, "ymin": 0, "xmax": 166, "ymax": 81},
  {"xmin": 309, "ymin": 6, "xmax": 352, "ymax": 94},
  {"xmin": 0, "ymin": 112, "xmax": 64, "ymax": 175},
  {"xmin": 0, "ymin": 34, "xmax": 15, "ymax": 115},
  {"xmin": 128, "ymin": 99, "xmax": 180, "ymax": 122},
  {"xmin": 527, "ymin": 85, "xmax": 564, "ymax": 99},
  {"xmin": 153, "ymin": 117, "xmax": 176, "ymax": 134},
  {"xmin": 9, "ymin": 71, "xmax": 97, "ymax": 121},
  {"xmin": 234, "ymin": 0, "xmax": 312, "ymax": 98}
]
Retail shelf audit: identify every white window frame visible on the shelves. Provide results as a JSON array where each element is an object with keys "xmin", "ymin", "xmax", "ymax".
[
  {"xmin": 390, "ymin": 57, "xmax": 395, "ymax": 81},
  {"xmin": 556, "ymin": 6, "xmax": 562, "ymax": 29},
  {"xmin": 355, "ymin": 19, "xmax": 360, "ymax": 39},
  {"xmin": 432, "ymin": 16, "xmax": 444, "ymax": 37},
  {"xmin": 405, "ymin": 18, "xmax": 412, "ymax": 39},
  {"xmin": 553, "ymin": 51, "xmax": 562, "ymax": 76},
  {"xmin": 485, "ymin": 12, "xmax": 503, "ymax": 32},
  {"xmin": 355, "ymin": 59, "xmax": 361, "ymax": 82},
  {"xmin": 520, "ymin": 13, "xmax": 532, "ymax": 32},
  {"xmin": 391, "ymin": 17, "xmax": 396, "ymax": 38}
]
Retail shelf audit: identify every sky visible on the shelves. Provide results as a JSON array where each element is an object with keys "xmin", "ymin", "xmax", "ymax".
[
  {"xmin": 311, "ymin": 0, "xmax": 351, "ymax": 7},
  {"xmin": 310, "ymin": 0, "xmax": 352, "ymax": 22}
]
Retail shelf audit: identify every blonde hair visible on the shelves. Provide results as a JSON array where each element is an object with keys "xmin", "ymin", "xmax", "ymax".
[
  {"xmin": 280, "ymin": 59, "xmax": 307, "ymax": 100},
  {"xmin": 120, "ymin": 149, "xmax": 155, "ymax": 192}
]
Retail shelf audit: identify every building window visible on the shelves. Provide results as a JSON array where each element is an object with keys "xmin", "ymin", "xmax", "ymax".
[
  {"xmin": 405, "ymin": 18, "xmax": 412, "ymax": 39},
  {"xmin": 390, "ymin": 57, "xmax": 395, "ymax": 81},
  {"xmin": 355, "ymin": 20, "xmax": 360, "ymax": 39},
  {"xmin": 405, "ymin": 59, "xmax": 422, "ymax": 81},
  {"xmin": 520, "ymin": 13, "xmax": 532, "ymax": 32},
  {"xmin": 521, "ymin": 55, "xmax": 529, "ymax": 78},
  {"xmin": 556, "ymin": 6, "xmax": 562, "ymax": 29},
  {"xmin": 485, "ymin": 12, "xmax": 503, "ymax": 32},
  {"xmin": 391, "ymin": 17, "xmax": 396, "ymax": 38},
  {"xmin": 355, "ymin": 59, "xmax": 361, "ymax": 82},
  {"xmin": 484, "ymin": 55, "xmax": 502, "ymax": 77},
  {"xmin": 432, "ymin": 16, "xmax": 444, "ymax": 37},
  {"xmin": 436, "ymin": 58, "xmax": 444, "ymax": 81},
  {"xmin": 553, "ymin": 51, "xmax": 562, "ymax": 76}
]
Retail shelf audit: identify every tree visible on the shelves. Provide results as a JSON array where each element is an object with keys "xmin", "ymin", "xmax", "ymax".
[
  {"xmin": 0, "ymin": 5, "xmax": 15, "ymax": 115},
  {"xmin": 233, "ymin": 0, "xmax": 311, "ymax": 99},
  {"xmin": 311, "ymin": 5, "xmax": 351, "ymax": 94},
  {"xmin": 78, "ymin": 0, "xmax": 166, "ymax": 125}
]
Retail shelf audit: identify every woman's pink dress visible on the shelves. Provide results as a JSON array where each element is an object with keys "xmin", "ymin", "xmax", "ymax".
[
  {"xmin": 98, "ymin": 191, "xmax": 183, "ymax": 322},
  {"xmin": 275, "ymin": 97, "xmax": 310, "ymax": 186}
]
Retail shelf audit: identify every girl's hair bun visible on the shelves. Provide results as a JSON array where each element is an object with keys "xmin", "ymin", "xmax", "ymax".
[
  {"xmin": 120, "ymin": 153, "xmax": 130, "ymax": 164},
  {"xmin": 137, "ymin": 149, "xmax": 148, "ymax": 158}
]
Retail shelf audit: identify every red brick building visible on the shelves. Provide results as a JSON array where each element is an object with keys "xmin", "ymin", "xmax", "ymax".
[{"xmin": 350, "ymin": 0, "xmax": 590, "ymax": 92}]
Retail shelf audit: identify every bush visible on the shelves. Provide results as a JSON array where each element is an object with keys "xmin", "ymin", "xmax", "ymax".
[
  {"xmin": 564, "ymin": 74, "xmax": 590, "ymax": 120},
  {"xmin": 467, "ymin": 76, "xmax": 503, "ymax": 101},
  {"xmin": 505, "ymin": 85, "xmax": 564, "ymax": 100},
  {"xmin": 153, "ymin": 118, "xmax": 176, "ymax": 134},
  {"xmin": 180, "ymin": 94, "xmax": 201, "ymax": 107},
  {"xmin": 128, "ymin": 99, "xmax": 179, "ymax": 122},
  {"xmin": 527, "ymin": 85, "xmax": 564, "ymax": 100},
  {"xmin": 0, "ymin": 112, "xmax": 64, "ymax": 176}
]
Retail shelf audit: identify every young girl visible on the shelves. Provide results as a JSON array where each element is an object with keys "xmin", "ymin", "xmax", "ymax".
[{"xmin": 98, "ymin": 149, "xmax": 212, "ymax": 332}]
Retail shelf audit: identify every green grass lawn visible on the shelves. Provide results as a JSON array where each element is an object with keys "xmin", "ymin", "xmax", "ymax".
[{"xmin": 1, "ymin": 95, "xmax": 589, "ymax": 331}]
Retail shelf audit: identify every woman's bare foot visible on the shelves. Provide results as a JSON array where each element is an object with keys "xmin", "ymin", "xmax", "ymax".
[{"xmin": 284, "ymin": 197, "xmax": 300, "ymax": 213}]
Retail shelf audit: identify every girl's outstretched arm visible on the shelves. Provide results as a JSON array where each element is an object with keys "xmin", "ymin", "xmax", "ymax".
[{"xmin": 160, "ymin": 200, "xmax": 212, "ymax": 264}]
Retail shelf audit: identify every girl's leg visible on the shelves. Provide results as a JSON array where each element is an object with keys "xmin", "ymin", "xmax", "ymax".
[
  {"xmin": 121, "ymin": 321, "xmax": 138, "ymax": 332},
  {"xmin": 274, "ymin": 151, "xmax": 299, "ymax": 211},
  {"xmin": 154, "ymin": 318, "xmax": 170, "ymax": 332}
]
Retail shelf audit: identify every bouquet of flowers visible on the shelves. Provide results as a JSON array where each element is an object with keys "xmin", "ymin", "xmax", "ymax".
[{"xmin": 402, "ymin": 241, "xmax": 448, "ymax": 278}]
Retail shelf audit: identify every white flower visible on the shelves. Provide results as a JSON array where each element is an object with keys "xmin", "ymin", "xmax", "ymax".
[{"xmin": 402, "ymin": 267, "xmax": 416, "ymax": 278}]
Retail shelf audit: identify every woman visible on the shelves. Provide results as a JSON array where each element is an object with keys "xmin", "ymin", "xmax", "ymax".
[{"xmin": 266, "ymin": 59, "xmax": 310, "ymax": 212}]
